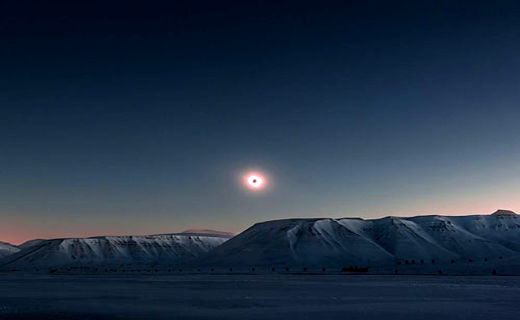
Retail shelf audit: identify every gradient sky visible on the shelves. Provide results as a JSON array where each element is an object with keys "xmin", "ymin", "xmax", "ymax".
[{"xmin": 2, "ymin": 1, "xmax": 520, "ymax": 244}]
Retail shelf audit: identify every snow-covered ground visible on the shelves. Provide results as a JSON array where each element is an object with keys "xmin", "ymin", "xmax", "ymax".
[{"xmin": 0, "ymin": 274, "xmax": 519, "ymax": 319}]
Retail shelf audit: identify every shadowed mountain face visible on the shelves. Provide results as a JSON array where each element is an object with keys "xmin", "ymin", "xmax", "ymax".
[
  {"xmin": 0, "ymin": 233, "xmax": 230, "ymax": 270},
  {"xmin": 0, "ymin": 241, "xmax": 19, "ymax": 258},
  {"xmin": 203, "ymin": 210, "xmax": 520, "ymax": 269}
]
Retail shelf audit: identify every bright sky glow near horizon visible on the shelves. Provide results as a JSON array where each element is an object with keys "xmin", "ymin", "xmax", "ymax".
[{"xmin": 1, "ymin": 1, "xmax": 520, "ymax": 245}]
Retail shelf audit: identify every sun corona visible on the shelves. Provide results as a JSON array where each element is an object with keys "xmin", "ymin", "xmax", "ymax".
[{"xmin": 244, "ymin": 173, "xmax": 265, "ymax": 190}]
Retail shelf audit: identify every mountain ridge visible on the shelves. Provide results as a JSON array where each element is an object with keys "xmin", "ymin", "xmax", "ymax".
[
  {"xmin": 202, "ymin": 210, "xmax": 520, "ymax": 273},
  {"xmin": 2, "ymin": 210, "xmax": 520, "ymax": 274},
  {"xmin": 1, "ymin": 233, "xmax": 231, "ymax": 270}
]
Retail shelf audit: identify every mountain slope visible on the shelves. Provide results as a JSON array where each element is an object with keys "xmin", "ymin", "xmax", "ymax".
[
  {"xmin": 203, "ymin": 210, "xmax": 520, "ymax": 271},
  {"xmin": 0, "ymin": 241, "xmax": 19, "ymax": 258},
  {"xmin": 1, "ymin": 233, "xmax": 230, "ymax": 270},
  {"xmin": 409, "ymin": 214, "xmax": 517, "ymax": 259},
  {"xmin": 204, "ymin": 218, "xmax": 395, "ymax": 268}
]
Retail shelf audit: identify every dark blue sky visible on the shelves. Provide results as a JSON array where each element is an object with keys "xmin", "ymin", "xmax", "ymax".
[{"xmin": 2, "ymin": 1, "xmax": 520, "ymax": 243}]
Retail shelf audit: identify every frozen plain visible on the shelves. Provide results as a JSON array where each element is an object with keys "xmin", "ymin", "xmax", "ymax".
[{"xmin": 0, "ymin": 274, "xmax": 519, "ymax": 320}]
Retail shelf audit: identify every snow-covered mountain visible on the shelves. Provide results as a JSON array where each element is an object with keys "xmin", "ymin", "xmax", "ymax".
[
  {"xmin": 203, "ymin": 210, "xmax": 520, "ymax": 273},
  {"xmin": 0, "ymin": 241, "xmax": 19, "ymax": 258},
  {"xmin": 0, "ymin": 232, "xmax": 231, "ymax": 271},
  {"xmin": 3, "ymin": 210, "xmax": 520, "ymax": 274}
]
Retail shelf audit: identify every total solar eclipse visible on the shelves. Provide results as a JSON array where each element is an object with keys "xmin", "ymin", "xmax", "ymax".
[{"xmin": 245, "ymin": 173, "xmax": 265, "ymax": 190}]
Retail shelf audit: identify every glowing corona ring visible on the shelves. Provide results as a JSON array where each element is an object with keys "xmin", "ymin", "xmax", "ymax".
[{"xmin": 244, "ymin": 173, "xmax": 265, "ymax": 190}]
